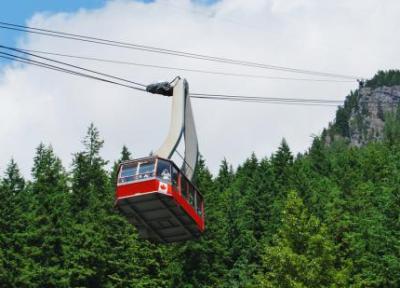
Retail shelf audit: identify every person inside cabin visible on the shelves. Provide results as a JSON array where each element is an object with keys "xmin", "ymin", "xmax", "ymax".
[{"xmin": 161, "ymin": 168, "xmax": 171, "ymax": 180}]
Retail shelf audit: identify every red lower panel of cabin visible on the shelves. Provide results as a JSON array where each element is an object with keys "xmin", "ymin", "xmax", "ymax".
[{"xmin": 115, "ymin": 179, "xmax": 204, "ymax": 243}]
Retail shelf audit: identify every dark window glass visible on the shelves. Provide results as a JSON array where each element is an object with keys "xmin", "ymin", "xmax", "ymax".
[
  {"xmin": 188, "ymin": 184, "xmax": 195, "ymax": 207},
  {"xmin": 196, "ymin": 192, "xmax": 203, "ymax": 216},
  {"xmin": 138, "ymin": 160, "xmax": 155, "ymax": 179},
  {"xmin": 157, "ymin": 160, "xmax": 171, "ymax": 182},
  {"xmin": 172, "ymin": 166, "xmax": 179, "ymax": 187},
  {"xmin": 181, "ymin": 177, "xmax": 188, "ymax": 199},
  {"xmin": 119, "ymin": 162, "xmax": 138, "ymax": 183}
]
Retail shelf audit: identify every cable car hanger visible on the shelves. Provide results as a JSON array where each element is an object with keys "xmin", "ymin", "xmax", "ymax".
[{"xmin": 146, "ymin": 76, "xmax": 199, "ymax": 181}]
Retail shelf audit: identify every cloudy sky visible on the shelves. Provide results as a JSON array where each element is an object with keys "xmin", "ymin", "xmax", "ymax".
[{"xmin": 1, "ymin": 0, "xmax": 399, "ymax": 177}]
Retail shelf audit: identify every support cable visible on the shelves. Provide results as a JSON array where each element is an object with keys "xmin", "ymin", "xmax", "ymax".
[
  {"xmin": 15, "ymin": 48, "xmax": 354, "ymax": 83},
  {"xmin": 0, "ymin": 53, "xmax": 146, "ymax": 92},
  {"xmin": 0, "ymin": 50, "xmax": 349, "ymax": 107},
  {"xmin": 0, "ymin": 21, "xmax": 363, "ymax": 80},
  {"xmin": 0, "ymin": 45, "xmax": 146, "ymax": 88}
]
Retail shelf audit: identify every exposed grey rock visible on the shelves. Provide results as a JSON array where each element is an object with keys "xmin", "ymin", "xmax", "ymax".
[{"xmin": 348, "ymin": 86, "xmax": 400, "ymax": 146}]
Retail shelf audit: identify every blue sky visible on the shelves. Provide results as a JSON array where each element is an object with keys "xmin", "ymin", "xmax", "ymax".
[
  {"xmin": 1, "ymin": 2, "xmax": 111, "ymax": 40},
  {"xmin": 0, "ymin": 0, "xmax": 216, "ymax": 67},
  {"xmin": 1, "ymin": 1, "xmax": 105, "ymax": 66},
  {"xmin": 0, "ymin": 0, "xmax": 156, "ymax": 67}
]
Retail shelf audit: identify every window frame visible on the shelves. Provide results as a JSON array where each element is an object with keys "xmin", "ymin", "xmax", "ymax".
[
  {"xmin": 156, "ymin": 158, "xmax": 172, "ymax": 182},
  {"xmin": 181, "ymin": 175, "xmax": 189, "ymax": 199},
  {"xmin": 137, "ymin": 159, "xmax": 156, "ymax": 179},
  {"xmin": 188, "ymin": 183, "xmax": 195, "ymax": 207},
  {"xmin": 195, "ymin": 190, "xmax": 203, "ymax": 217},
  {"xmin": 171, "ymin": 165, "xmax": 179, "ymax": 188},
  {"xmin": 118, "ymin": 157, "xmax": 157, "ymax": 184},
  {"xmin": 118, "ymin": 161, "xmax": 139, "ymax": 183}
]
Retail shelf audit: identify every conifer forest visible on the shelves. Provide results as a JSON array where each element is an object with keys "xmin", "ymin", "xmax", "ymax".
[{"xmin": 2, "ymin": 72, "xmax": 400, "ymax": 287}]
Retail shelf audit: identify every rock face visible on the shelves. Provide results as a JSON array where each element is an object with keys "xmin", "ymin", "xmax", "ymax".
[{"xmin": 348, "ymin": 86, "xmax": 400, "ymax": 146}]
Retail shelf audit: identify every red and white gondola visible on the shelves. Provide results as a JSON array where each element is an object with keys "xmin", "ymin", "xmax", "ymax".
[{"xmin": 115, "ymin": 77, "xmax": 205, "ymax": 243}]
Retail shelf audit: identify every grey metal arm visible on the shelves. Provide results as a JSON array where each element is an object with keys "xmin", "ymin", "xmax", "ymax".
[{"xmin": 155, "ymin": 77, "xmax": 198, "ymax": 181}]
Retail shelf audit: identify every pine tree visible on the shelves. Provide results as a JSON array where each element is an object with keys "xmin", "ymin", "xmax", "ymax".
[
  {"xmin": 0, "ymin": 159, "xmax": 25, "ymax": 234},
  {"xmin": 256, "ymin": 191, "xmax": 349, "ymax": 287},
  {"xmin": 383, "ymin": 107, "xmax": 400, "ymax": 146},
  {"xmin": 70, "ymin": 123, "xmax": 110, "ymax": 216},
  {"xmin": 309, "ymin": 136, "xmax": 331, "ymax": 175},
  {"xmin": 16, "ymin": 144, "xmax": 70, "ymax": 286},
  {"xmin": 0, "ymin": 159, "xmax": 25, "ymax": 286},
  {"xmin": 268, "ymin": 139, "xmax": 295, "ymax": 239},
  {"xmin": 222, "ymin": 154, "xmax": 260, "ymax": 287},
  {"xmin": 67, "ymin": 125, "xmax": 169, "ymax": 287},
  {"xmin": 67, "ymin": 124, "xmax": 111, "ymax": 286},
  {"xmin": 271, "ymin": 139, "xmax": 293, "ymax": 185},
  {"xmin": 215, "ymin": 158, "xmax": 234, "ymax": 193}
]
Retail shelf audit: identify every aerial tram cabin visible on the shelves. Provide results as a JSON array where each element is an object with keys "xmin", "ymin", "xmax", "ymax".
[
  {"xmin": 115, "ymin": 77, "xmax": 204, "ymax": 243},
  {"xmin": 115, "ymin": 156, "xmax": 204, "ymax": 243}
]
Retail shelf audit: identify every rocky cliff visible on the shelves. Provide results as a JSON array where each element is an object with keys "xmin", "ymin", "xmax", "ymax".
[
  {"xmin": 348, "ymin": 85, "xmax": 400, "ymax": 146},
  {"xmin": 323, "ymin": 70, "xmax": 400, "ymax": 146}
]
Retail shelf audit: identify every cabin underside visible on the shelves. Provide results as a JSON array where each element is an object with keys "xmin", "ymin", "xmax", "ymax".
[{"xmin": 116, "ymin": 192, "xmax": 201, "ymax": 243}]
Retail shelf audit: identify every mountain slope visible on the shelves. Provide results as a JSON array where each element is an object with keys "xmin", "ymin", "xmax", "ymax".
[{"xmin": 324, "ymin": 70, "xmax": 400, "ymax": 146}]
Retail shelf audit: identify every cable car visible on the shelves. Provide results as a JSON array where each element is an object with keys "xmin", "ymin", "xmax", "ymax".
[
  {"xmin": 115, "ymin": 77, "xmax": 205, "ymax": 243},
  {"xmin": 116, "ymin": 156, "xmax": 204, "ymax": 243}
]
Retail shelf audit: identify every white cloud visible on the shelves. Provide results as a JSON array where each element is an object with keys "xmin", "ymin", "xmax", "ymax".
[{"xmin": 0, "ymin": 0, "xmax": 398, "ymax": 176}]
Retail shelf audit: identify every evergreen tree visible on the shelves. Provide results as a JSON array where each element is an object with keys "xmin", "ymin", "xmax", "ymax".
[
  {"xmin": 309, "ymin": 136, "xmax": 330, "ymax": 175},
  {"xmin": 271, "ymin": 139, "xmax": 293, "ymax": 187},
  {"xmin": 267, "ymin": 139, "xmax": 295, "ymax": 238},
  {"xmin": 215, "ymin": 158, "xmax": 234, "ymax": 193},
  {"xmin": 222, "ymin": 153, "xmax": 261, "ymax": 287},
  {"xmin": 1, "ymin": 159, "xmax": 25, "ymax": 195},
  {"xmin": 16, "ymin": 144, "xmax": 70, "ymax": 287},
  {"xmin": 366, "ymin": 70, "xmax": 400, "ymax": 88},
  {"xmin": 70, "ymin": 123, "xmax": 110, "ymax": 216},
  {"xmin": 256, "ymin": 191, "xmax": 349, "ymax": 287},
  {"xmin": 0, "ymin": 159, "xmax": 25, "ymax": 286},
  {"xmin": 383, "ymin": 107, "xmax": 400, "ymax": 146},
  {"xmin": 66, "ymin": 124, "xmax": 114, "ymax": 286},
  {"xmin": 67, "ymin": 125, "xmax": 169, "ymax": 287}
]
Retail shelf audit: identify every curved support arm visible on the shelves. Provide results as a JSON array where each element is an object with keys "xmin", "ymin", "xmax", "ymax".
[
  {"xmin": 155, "ymin": 78, "xmax": 185, "ymax": 159},
  {"xmin": 155, "ymin": 77, "xmax": 198, "ymax": 181},
  {"xmin": 183, "ymin": 91, "xmax": 198, "ymax": 180}
]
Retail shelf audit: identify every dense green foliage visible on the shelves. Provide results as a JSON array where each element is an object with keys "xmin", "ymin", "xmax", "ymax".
[
  {"xmin": 328, "ymin": 90, "xmax": 360, "ymax": 139},
  {"xmin": 366, "ymin": 70, "xmax": 400, "ymax": 89},
  {"xmin": 2, "ymin": 119, "xmax": 400, "ymax": 287}
]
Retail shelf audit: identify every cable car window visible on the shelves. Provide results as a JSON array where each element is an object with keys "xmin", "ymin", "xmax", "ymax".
[
  {"xmin": 138, "ymin": 160, "xmax": 155, "ymax": 179},
  {"xmin": 119, "ymin": 163, "xmax": 138, "ymax": 183},
  {"xmin": 181, "ymin": 176, "xmax": 188, "ymax": 199},
  {"xmin": 172, "ymin": 166, "xmax": 178, "ymax": 188},
  {"xmin": 188, "ymin": 184, "xmax": 195, "ymax": 207},
  {"xmin": 157, "ymin": 160, "xmax": 171, "ymax": 182},
  {"xmin": 196, "ymin": 192, "xmax": 203, "ymax": 216}
]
